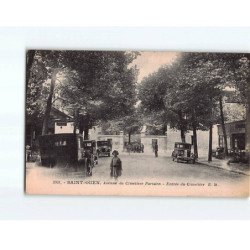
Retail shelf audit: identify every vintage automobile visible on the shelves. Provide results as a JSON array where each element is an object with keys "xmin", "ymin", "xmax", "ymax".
[
  {"xmin": 97, "ymin": 140, "xmax": 111, "ymax": 157},
  {"xmin": 38, "ymin": 133, "xmax": 85, "ymax": 167},
  {"xmin": 172, "ymin": 142, "xmax": 196, "ymax": 164}
]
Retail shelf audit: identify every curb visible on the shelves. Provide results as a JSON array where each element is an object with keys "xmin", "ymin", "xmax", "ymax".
[{"xmin": 198, "ymin": 161, "xmax": 250, "ymax": 176}]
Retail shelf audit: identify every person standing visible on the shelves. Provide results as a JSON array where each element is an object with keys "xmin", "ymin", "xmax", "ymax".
[
  {"xmin": 84, "ymin": 147, "xmax": 92, "ymax": 176},
  {"xmin": 141, "ymin": 143, "xmax": 144, "ymax": 153},
  {"xmin": 127, "ymin": 143, "xmax": 131, "ymax": 155},
  {"xmin": 110, "ymin": 150, "xmax": 122, "ymax": 179},
  {"xmin": 154, "ymin": 143, "xmax": 158, "ymax": 158}
]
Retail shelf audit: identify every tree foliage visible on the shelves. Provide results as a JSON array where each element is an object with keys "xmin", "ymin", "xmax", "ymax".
[
  {"xmin": 102, "ymin": 108, "xmax": 143, "ymax": 142},
  {"xmin": 26, "ymin": 50, "xmax": 139, "ymax": 136},
  {"xmin": 59, "ymin": 51, "xmax": 138, "ymax": 123},
  {"xmin": 138, "ymin": 52, "xmax": 249, "ymax": 156}
]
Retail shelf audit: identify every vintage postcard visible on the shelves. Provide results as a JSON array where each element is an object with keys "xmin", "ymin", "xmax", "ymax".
[{"xmin": 25, "ymin": 50, "xmax": 250, "ymax": 197}]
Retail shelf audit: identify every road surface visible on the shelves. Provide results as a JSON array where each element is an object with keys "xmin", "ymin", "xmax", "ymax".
[{"xmin": 26, "ymin": 153, "xmax": 245, "ymax": 184}]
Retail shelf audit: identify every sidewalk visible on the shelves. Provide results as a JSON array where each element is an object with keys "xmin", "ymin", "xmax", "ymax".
[{"xmin": 198, "ymin": 157, "xmax": 250, "ymax": 176}]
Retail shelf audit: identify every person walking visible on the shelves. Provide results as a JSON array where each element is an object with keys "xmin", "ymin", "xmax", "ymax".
[
  {"xmin": 110, "ymin": 150, "xmax": 122, "ymax": 179},
  {"xmin": 154, "ymin": 143, "xmax": 158, "ymax": 158}
]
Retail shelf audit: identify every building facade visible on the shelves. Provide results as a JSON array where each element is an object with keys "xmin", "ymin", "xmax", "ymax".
[
  {"xmin": 26, "ymin": 107, "xmax": 73, "ymax": 151},
  {"xmin": 217, "ymin": 120, "xmax": 246, "ymax": 150}
]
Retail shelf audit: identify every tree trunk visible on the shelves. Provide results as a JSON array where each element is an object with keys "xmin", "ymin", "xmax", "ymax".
[
  {"xmin": 84, "ymin": 127, "xmax": 89, "ymax": 140},
  {"xmin": 180, "ymin": 129, "xmax": 185, "ymax": 143},
  {"xmin": 42, "ymin": 69, "xmax": 58, "ymax": 135},
  {"xmin": 74, "ymin": 108, "xmax": 79, "ymax": 134},
  {"xmin": 26, "ymin": 50, "xmax": 36, "ymax": 86},
  {"xmin": 191, "ymin": 111, "xmax": 198, "ymax": 157},
  {"xmin": 192, "ymin": 123, "xmax": 198, "ymax": 158},
  {"xmin": 219, "ymin": 95, "xmax": 228, "ymax": 156},
  {"xmin": 128, "ymin": 132, "xmax": 131, "ymax": 144},
  {"xmin": 208, "ymin": 124, "xmax": 213, "ymax": 162},
  {"xmin": 179, "ymin": 111, "xmax": 186, "ymax": 143}
]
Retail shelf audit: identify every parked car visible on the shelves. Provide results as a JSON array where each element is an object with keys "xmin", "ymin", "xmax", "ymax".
[
  {"xmin": 97, "ymin": 140, "xmax": 111, "ymax": 157},
  {"xmin": 172, "ymin": 142, "xmax": 196, "ymax": 164}
]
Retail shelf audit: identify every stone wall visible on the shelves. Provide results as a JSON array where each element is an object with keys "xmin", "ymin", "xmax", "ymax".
[
  {"xmin": 141, "ymin": 134, "xmax": 167, "ymax": 155},
  {"xmin": 166, "ymin": 126, "xmax": 218, "ymax": 158}
]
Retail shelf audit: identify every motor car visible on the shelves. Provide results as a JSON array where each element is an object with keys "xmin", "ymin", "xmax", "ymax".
[
  {"xmin": 172, "ymin": 142, "xmax": 196, "ymax": 164},
  {"xmin": 97, "ymin": 140, "xmax": 111, "ymax": 157}
]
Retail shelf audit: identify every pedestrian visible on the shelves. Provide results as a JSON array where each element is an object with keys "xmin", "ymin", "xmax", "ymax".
[
  {"xmin": 127, "ymin": 143, "xmax": 131, "ymax": 155},
  {"xmin": 141, "ymin": 143, "xmax": 144, "ymax": 153},
  {"xmin": 154, "ymin": 143, "xmax": 158, "ymax": 157},
  {"xmin": 84, "ymin": 147, "xmax": 93, "ymax": 176},
  {"xmin": 110, "ymin": 150, "xmax": 122, "ymax": 179},
  {"xmin": 26, "ymin": 145, "xmax": 31, "ymax": 162}
]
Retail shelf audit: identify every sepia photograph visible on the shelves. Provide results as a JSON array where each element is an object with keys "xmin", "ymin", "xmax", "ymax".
[
  {"xmin": 25, "ymin": 50, "xmax": 250, "ymax": 197},
  {"xmin": 1, "ymin": 3, "xmax": 250, "ymax": 249}
]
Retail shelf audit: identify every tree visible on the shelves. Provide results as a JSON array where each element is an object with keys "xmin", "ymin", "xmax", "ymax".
[
  {"xmin": 233, "ymin": 55, "xmax": 250, "ymax": 162},
  {"xmin": 26, "ymin": 50, "xmax": 139, "ymax": 138},
  {"xmin": 246, "ymin": 77, "xmax": 250, "ymax": 163},
  {"xmin": 192, "ymin": 53, "xmax": 249, "ymax": 157},
  {"xmin": 117, "ymin": 113, "xmax": 143, "ymax": 143},
  {"xmin": 138, "ymin": 53, "xmax": 226, "ymax": 158},
  {"xmin": 101, "ymin": 110, "xmax": 143, "ymax": 143},
  {"xmin": 26, "ymin": 50, "xmax": 68, "ymax": 136},
  {"xmin": 26, "ymin": 50, "xmax": 36, "ymax": 86},
  {"xmin": 41, "ymin": 69, "xmax": 59, "ymax": 135},
  {"xmin": 138, "ymin": 51, "xmax": 249, "ymax": 160},
  {"xmin": 59, "ymin": 51, "xmax": 138, "ymax": 138},
  {"xmin": 138, "ymin": 65, "xmax": 188, "ymax": 142},
  {"xmin": 173, "ymin": 53, "xmax": 221, "ymax": 157},
  {"xmin": 138, "ymin": 55, "xmax": 217, "ymax": 158},
  {"xmin": 26, "ymin": 51, "xmax": 54, "ymax": 146}
]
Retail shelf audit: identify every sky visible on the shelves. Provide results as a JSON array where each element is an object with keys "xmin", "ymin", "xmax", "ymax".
[{"xmin": 132, "ymin": 51, "xmax": 179, "ymax": 82}]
